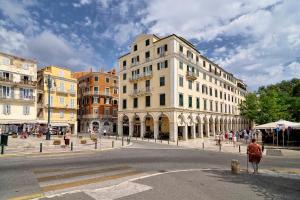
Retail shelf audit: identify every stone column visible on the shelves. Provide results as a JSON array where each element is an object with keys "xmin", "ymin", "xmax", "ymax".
[
  {"xmin": 217, "ymin": 121, "xmax": 220, "ymax": 134},
  {"xmin": 183, "ymin": 125, "xmax": 188, "ymax": 140},
  {"xmin": 154, "ymin": 120, "xmax": 159, "ymax": 139},
  {"xmin": 205, "ymin": 121, "xmax": 209, "ymax": 138},
  {"xmin": 198, "ymin": 123, "xmax": 203, "ymax": 138},
  {"xmin": 169, "ymin": 121, "xmax": 177, "ymax": 142},
  {"xmin": 212, "ymin": 123, "xmax": 216, "ymax": 137},
  {"xmin": 118, "ymin": 122, "xmax": 123, "ymax": 136},
  {"xmin": 140, "ymin": 120, "xmax": 145, "ymax": 138},
  {"xmin": 191, "ymin": 124, "xmax": 196, "ymax": 139},
  {"xmin": 129, "ymin": 121, "xmax": 134, "ymax": 137}
]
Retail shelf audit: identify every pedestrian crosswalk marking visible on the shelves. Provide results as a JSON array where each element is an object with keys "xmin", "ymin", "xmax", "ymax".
[
  {"xmin": 41, "ymin": 170, "xmax": 142, "ymax": 192},
  {"xmin": 37, "ymin": 166, "xmax": 130, "ymax": 182}
]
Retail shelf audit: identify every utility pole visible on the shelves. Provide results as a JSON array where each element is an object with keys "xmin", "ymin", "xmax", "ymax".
[{"xmin": 46, "ymin": 75, "xmax": 52, "ymax": 140}]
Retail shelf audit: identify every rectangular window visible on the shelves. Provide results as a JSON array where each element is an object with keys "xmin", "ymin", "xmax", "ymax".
[
  {"xmin": 145, "ymin": 96, "xmax": 151, "ymax": 107},
  {"xmin": 93, "ymin": 97, "xmax": 99, "ymax": 104},
  {"xmin": 179, "ymin": 76, "xmax": 184, "ymax": 87},
  {"xmin": 59, "ymin": 97, "xmax": 64, "ymax": 104},
  {"xmin": 203, "ymin": 60, "xmax": 206, "ymax": 67},
  {"xmin": 145, "ymin": 39, "xmax": 150, "ymax": 46},
  {"xmin": 179, "ymin": 61, "xmax": 183, "ymax": 69},
  {"xmin": 70, "ymin": 99, "xmax": 75, "ymax": 108},
  {"xmin": 179, "ymin": 93, "xmax": 184, "ymax": 107},
  {"xmin": 160, "ymin": 76, "xmax": 165, "ymax": 86},
  {"xmin": 160, "ymin": 94, "xmax": 165, "ymax": 106},
  {"xmin": 60, "ymin": 111, "xmax": 64, "ymax": 118},
  {"xmin": 123, "ymin": 60, "xmax": 126, "ymax": 67},
  {"xmin": 145, "ymin": 51, "xmax": 150, "ymax": 59},
  {"xmin": 123, "ymin": 99, "xmax": 127, "ymax": 109},
  {"xmin": 123, "ymin": 73, "xmax": 127, "ymax": 80},
  {"xmin": 204, "ymin": 99, "xmax": 207, "ymax": 110},
  {"xmin": 123, "ymin": 86, "xmax": 126, "ymax": 94},
  {"xmin": 210, "ymin": 101, "xmax": 213, "ymax": 111},
  {"xmin": 188, "ymin": 96, "xmax": 192, "ymax": 108},
  {"xmin": 188, "ymin": 80, "xmax": 192, "ymax": 90},
  {"xmin": 23, "ymin": 106, "xmax": 30, "ymax": 115},
  {"xmin": 134, "ymin": 44, "xmax": 137, "ymax": 51},
  {"xmin": 196, "ymin": 82, "xmax": 199, "ymax": 92},
  {"xmin": 105, "ymin": 98, "xmax": 110, "ymax": 104},
  {"xmin": 196, "ymin": 98, "xmax": 200, "ymax": 109},
  {"xmin": 70, "ymin": 112, "xmax": 74, "ymax": 118},
  {"xmin": 220, "ymin": 91, "xmax": 222, "ymax": 99},
  {"xmin": 179, "ymin": 45, "xmax": 183, "ymax": 52},
  {"xmin": 94, "ymin": 76, "xmax": 99, "ymax": 82},
  {"xmin": 157, "ymin": 60, "xmax": 168, "ymax": 70},
  {"xmin": 133, "ymin": 98, "xmax": 138, "ymax": 108},
  {"xmin": 105, "ymin": 77, "xmax": 110, "ymax": 83},
  {"xmin": 215, "ymin": 89, "xmax": 218, "ymax": 97},
  {"xmin": 215, "ymin": 102, "xmax": 218, "ymax": 112},
  {"xmin": 209, "ymin": 87, "xmax": 212, "ymax": 96}
]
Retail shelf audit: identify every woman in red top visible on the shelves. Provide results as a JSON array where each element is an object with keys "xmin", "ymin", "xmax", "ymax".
[{"xmin": 247, "ymin": 138, "xmax": 262, "ymax": 174}]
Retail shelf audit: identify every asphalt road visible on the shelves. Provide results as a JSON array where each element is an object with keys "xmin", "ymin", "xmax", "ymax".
[{"xmin": 0, "ymin": 141, "xmax": 300, "ymax": 200}]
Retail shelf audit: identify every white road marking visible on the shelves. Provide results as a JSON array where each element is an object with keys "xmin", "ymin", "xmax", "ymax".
[{"xmin": 85, "ymin": 182, "xmax": 152, "ymax": 200}]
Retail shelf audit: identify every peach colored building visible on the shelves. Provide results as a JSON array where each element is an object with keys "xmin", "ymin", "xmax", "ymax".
[{"xmin": 74, "ymin": 69, "xmax": 118, "ymax": 134}]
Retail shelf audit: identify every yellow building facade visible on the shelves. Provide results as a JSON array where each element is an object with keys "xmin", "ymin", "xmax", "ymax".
[{"xmin": 37, "ymin": 66, "xmax": 78, "ymax": 135}]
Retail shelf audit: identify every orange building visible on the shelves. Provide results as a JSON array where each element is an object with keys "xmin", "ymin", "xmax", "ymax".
[{"xmin": 73, "ymin": 69, "xmax": 118, "ymax": 134}]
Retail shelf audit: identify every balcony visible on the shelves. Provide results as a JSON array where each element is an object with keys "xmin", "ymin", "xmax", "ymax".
[
  {"xmin": 186, "ymin": 71, "xmax": 197, "ymax": 81},
  {"xmin": 56, "ymin": 87, "xmax": 69, "ymax": 94},
  {"xmin": 0, "ymin": 76, "xmax": 14, "ymax": 84},
  {"xmin": 130, "ymin": 87, "xmax": 152, "ymax": 97},
  {"xmin": 83, "ymin": 114, "xmax": 115, "ymax": 119},
  {"xmin": 83, "ymin": 91, "xmax": 111, "ymax": 96},
  {"xmin": 131, "ymin": 61, "xmax": 139, "ymax": 67},
  {"xmin": 69, "ymin": 89, "xmax": 76, "ymax": 95},
  {"xmin": 17, "ymin": 80, "xmax": 37, "ymax": 88},
  {"xmin": 0, "ymin": 94, "xmax": 35, "ymax": 103},
  {"xmin": 159, "ymin": 52, "xmax": 165, "ymax": 57},
  {"xmin": 145, "ymin": 57, "xmax": 151, "ymax": 62},
  {"xmin": 129, "ymin": 71, "xmax": 153, "ymax": 82}
]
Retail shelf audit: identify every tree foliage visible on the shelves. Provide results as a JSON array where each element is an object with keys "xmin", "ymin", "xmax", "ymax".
[{"xmin": 240, "ymin": 78, "xmax": 300, "ymax": 124}]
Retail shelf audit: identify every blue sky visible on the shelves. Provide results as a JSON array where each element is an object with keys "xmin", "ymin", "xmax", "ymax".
[{"xmin": 0, "ymin": 0, "xmax": 299, "ymax": 90}]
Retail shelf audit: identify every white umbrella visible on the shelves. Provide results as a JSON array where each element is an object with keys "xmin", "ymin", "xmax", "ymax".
[{"xmin": 255, "ymin": 119, "xmax": 300, "ymax": 129}]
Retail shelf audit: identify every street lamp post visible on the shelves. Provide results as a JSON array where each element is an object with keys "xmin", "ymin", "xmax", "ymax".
[{"xmin": 46, "ymin": 75, "xmax": 54, "ymax": 140}]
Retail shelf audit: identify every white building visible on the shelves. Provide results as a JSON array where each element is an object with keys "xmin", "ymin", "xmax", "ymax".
[
  {"xmin": 0, "ymin": 52, "xmax": 37, "ymax": 133},
  {"xmin": 118, "ymin": 34, "xmax": 250, "ymax": 141}
]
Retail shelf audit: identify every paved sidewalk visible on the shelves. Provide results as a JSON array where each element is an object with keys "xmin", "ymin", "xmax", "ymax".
[
  {"xmin": 0, "ymin": 135, "xmax": 126, "ymax": 156},
  {"xmin": 130, "ymin": 137, "xmax": 300, "ymax": 157}
]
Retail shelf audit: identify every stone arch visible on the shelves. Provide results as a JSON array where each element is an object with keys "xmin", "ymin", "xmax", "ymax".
[
  {"xmin": 158, "ymin": 113, "xmax": 170, "ymax": 140},
  {"xmin": 132, "ymin": 114, "xmax": 141, "ymax": 137},
  {"xmin": 209, "ymin": 116, "xmax": 214, "ymax": 137},
  {"xmin": 122, "ymin": 115, "xmax": 129, "ymax": 136},
  {"xmin": 144, "ymin": 113, "xmax": 154, "ymax": 138}
]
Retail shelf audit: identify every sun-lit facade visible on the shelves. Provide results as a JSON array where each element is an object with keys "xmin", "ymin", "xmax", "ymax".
[
  {"xmin": 37, "ymin": 66, "xmax": 78, "ymax": 134},
  {"xmin": 118, "ymin": 34, "xmax": 250, "ymax": 141}
]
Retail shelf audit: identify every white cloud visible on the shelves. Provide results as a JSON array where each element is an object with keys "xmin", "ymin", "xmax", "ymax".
[
  {"xmin": 141, "ymin": 0, "xmax": 300, "ymax": 90},
  {"xmin": 73, "ymin": 0, "xmax": 92, "ymax": 7}
]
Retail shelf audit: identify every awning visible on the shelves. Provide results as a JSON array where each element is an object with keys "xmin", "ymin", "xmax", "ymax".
[
  {"xmin": 255, "ymin": 119, "xmax": 300, "ymax": 129},
  {"xmin": 50, "ymin": 122, "xmax": 70, "ymax": 127},
  {"xmin": 0, "ymin": 120, "xmax": 38, "ymax": 125}
]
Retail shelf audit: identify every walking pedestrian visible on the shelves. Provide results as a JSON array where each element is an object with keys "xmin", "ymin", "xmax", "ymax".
[
  {"xmin": 233, "ymin": 132, "xmax": 237, "ymax": 147},
  {"xmin": 247, "ymin": 138, "xmax": 262, "ymax": 174},
  {"xmin": 64, "ymin": 129, "xmax": 71, "ymax": 146},
  {"xmin": 228, "ymin": 131, "xmax": 233, "ymax": 143}
]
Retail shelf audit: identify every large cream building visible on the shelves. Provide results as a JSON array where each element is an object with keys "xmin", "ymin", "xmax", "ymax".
[
  {"xmin": 118, "ymin": 34, "xmax": 250, "ymax": 141},
  {"xmin": 0, "ymin": 52, "xmax": 37, "ymax": 132}
]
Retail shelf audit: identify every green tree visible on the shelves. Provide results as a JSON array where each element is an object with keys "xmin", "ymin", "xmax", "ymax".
[{"xmin": 239, "ymin": 93, "xmax": 259, "ymax": 122}]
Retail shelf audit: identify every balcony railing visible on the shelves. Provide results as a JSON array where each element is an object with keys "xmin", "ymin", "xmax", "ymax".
[
  {"xmin": 56, "ymin": 87, "xmax": 68, "ymax": 94},
  {"xmin": 82, "ymin": 114, "xmax": 116, "ymax": 119},
  {"xmin": 186, "ymin": 71, "xmax": 197, "ymax": 80},
  {"xmin": 0, "ymin": 76, "xmax": 13, "ymax": 83},
  {"xmin": 131, "ymin": 61, "xmax": 139, "ymax": 67},
  {"xmin": 18, "ymin": 80, "xmax": 37, "ymax": 87},
  {"xmin": 83, "ymin": 91, "xmax": 111, "ymax": 96},
  {"xmin": 69, "ymin": 89, "xmax": 76, "ymax": 95},
  {"xmin": 129, "ymin": 71, "xmax": 153, "ymax": 82},
  {"xmin": 0, "ymin": 94, "xmax": 35, "ymax": 102},
  {"xmin": 130, "ymin": 87, "xmax": 152, "ymax": 97}
]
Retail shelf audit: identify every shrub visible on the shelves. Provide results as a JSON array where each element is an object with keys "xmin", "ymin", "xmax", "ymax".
[
  {"xmin": 80, "ymin": 139, "xmax": 87, "ymax": 144},
  {"xmin": 53, "ymin": 140, "xmax": 61, "ymax": 145}
]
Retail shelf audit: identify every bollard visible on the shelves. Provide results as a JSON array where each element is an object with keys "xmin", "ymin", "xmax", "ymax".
[
  {"xmin": 71, "ymin": 142, "xmax": 73, "ymax": 151},
  {"xmin": 219, "ymin": 144, "xmax": 221, "ymax": 151},
  {"xmin": 239, "ymin": 145, "xmax": 241, "ymax": 153},
  {"xmin": 231, "ymin": 160, "xmax": 240, "ymax": 174},
  {"xmin": 161, "ymin": 139, "xmax": 162, "ymax": 143},
  {"xmin": 40, "ymin": 143, "xmax": 43, "ymax": 153},
  {"xmin": 136, "ymin": 136, "xmax": 137, "ymax": 140},
  {"xmin": 1, "ymin": 144, "xmax": 4, "ymax": 154},
  {"xmin": 122, "ymin": 137, "xmax": 124, "ymax": 146},
  {"xmin": 148, "ymin": 137, "xmax": 149, "ymax": 142},
  {"xmin": 168, "ymin": 139, "xmax": 170, "ymax": 145},
  {"xmin": 177, "ymin": 139, "xmax": 179, "ymax": 146},
  {"xmin": 202, "ymin": 142, "xmax": 204, "ymax": 149},
  {"xmin": 116, "ymin": 135, "xmax": 117, "ymax": 140},
  {"xmin": 155, "ymin": 138, "xmax": 156, "ymax": 143},
  {"xmin": 112, "ymin": 140, "xmax": 114, "ymax": 148},
  {"xmin": 95, "ymin": 140, "xmax": 97, "ymax": 149}
]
